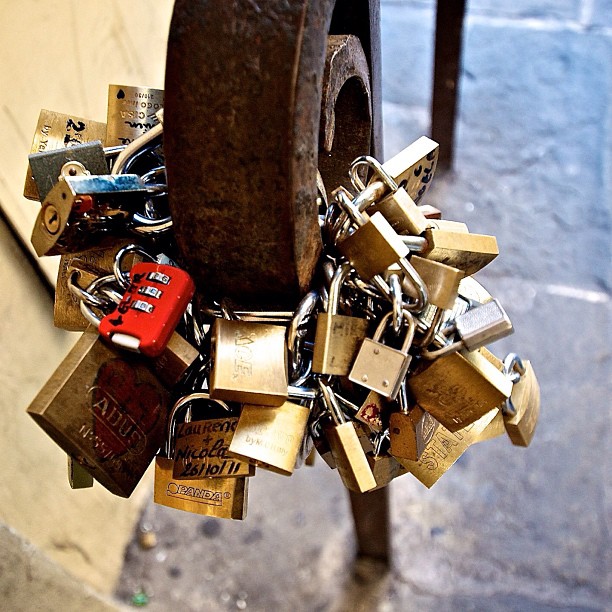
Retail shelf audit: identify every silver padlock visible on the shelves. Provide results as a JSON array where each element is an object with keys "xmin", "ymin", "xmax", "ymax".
[{"xmin": 349, "ymin": 310, "xmax": 416, "ymax": 399}]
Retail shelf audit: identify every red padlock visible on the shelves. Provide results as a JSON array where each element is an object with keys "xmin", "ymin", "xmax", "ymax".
[{"xmin": 99, "ymin": 262, "xmax": 195, "ymax": 358}]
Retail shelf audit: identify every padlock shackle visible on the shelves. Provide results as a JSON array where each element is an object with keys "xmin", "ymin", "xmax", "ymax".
[
  {"xmin": 349, "ymin": 155, "xmax": 398, "ymax": 194},
  {"xmin": 373, "ymin": 310, "xmax": 416, "ymax": 354},
  {"xmin": 317, "ymin": 380, "xmax": 345, "ymax": 425},
  {"xmin": 165, "ymin": 393, "xmax": 231, "ymax": 459},
  {"xmin": 77, "ymin": 275, "xmax": 123, "ymax": 329},
  {"xmin": 328, "ymin": 263, "xmax": 352, "ymax": 315}
]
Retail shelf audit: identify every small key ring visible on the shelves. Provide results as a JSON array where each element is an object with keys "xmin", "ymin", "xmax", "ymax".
[{"xmin": 78, "ymin": 275, "xmax": 123, "ymax": 329}]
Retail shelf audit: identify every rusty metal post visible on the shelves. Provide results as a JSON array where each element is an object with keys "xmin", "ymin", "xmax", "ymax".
[{"xmin": 431, "ymin": 0, "xmax": 467, "ymax": 171}]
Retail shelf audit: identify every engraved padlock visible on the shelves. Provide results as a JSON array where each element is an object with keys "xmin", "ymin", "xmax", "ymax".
[
  {"xmin": 170, "ymin": 394, "xmax": 255, "ymax": 479},
  {"xmin": 154, "ymin": 394, "xmax": 248, "ymax": 520},
  {"xmin": 502, "ymin": 354, "xmax": 540, "ymax": 447},
  {"xmin": 408, "ymin": 348, "xmax": 513, "ymax": 432},
  {"xmin": 27, "ymin": 330, "xmax": 170, "ymax": 497},
  {"xmin": 354, "ymin": 389, "xmax": 388, "ymax": 433},
  {"xmin": 209, "ymin": 318, "xmax": 288, "ymax": 406},
  {"xmin": 24, "ymin": 109, "xmax": 107, "ymax": 201},
  {"xmin": 366, "ymin": 433, "xmax": 410, "ymax": 489},
  {"xmin": 312, "ymin": 263, "xmax": 369, "ymax": 375},
  {"xmin": 228, "ymin": 400, "xmax": 310, "ymax": 476},
  {"xmin": 398, "ymin": 408, "xmax": 498, "ymax": 488},
  {"xmin": 349, "ymin": 311, "xmax": 416, "ymax": 400}
]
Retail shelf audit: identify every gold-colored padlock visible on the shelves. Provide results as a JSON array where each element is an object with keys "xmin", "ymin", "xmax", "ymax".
[
  {"xmin": 354, "ymin": 389, "xmax": 387, "ymax": 433},
  {"xmin": 154, "ymin": 393, "xmax": 248, "ymax": 520},
  {"xmin": 24, "ymin": 109, "xmax": 107, "ymax": 201},
  {"xmin": 27, "ymin": 330, "xmax": 170, "ymax": 497},
  {"xmin": 366, "ymin": 452, "xmax": 409, "ymax": 489},
  {"xmin": 399, "ymin": 408, "xmax": 498, "ymax": 487},
  {"xmin": 502, "ymin": 355, "xmax": 540, "ymax": 447},
  {"xmin": 106, "ymin": 84, "xmax": 164, "ymax": 146},
  {"xmin": 389, "ymin": 404, "xmax": 438, "ymax": 461},
  {"xmin": 349, "ymin": 311, "xmax": 416, "ymax": 400},
  {"xmin": 209, "ymin": 318, "xmax": 288, "ymax": 407},
  {"xmin": 370, "ymin": 186, "xmax": 428, "ymax": 236},
  {"xmin": 426, "ymin": 219, "xmax": 469, "ymax": 233},
  {"xmin": 319, "ymin": 381, "xmax": 377, "ymax": 493},
  {"xmin": 312, "ymin": 263, "xmax": 369, "ymax": 376},
  {"xmin": 408, "ymin": 349, "xmax": 512, "ymax": 432},
  {"xmin": 170, "ymin": 394, "xmax": 255, "ymax": 479},
  {"xmin": 228, "ymin": 401, "xmax": 310, "ymax": 476},
  {"xmin": 422, "ymin": 228, "xmax": 499, "ymax": 275},
  {"xmin": 408, "ymin": 257, "xmax": 464, "ymax": 311},
  {"xmin": 55, "ymin": 241, "xmax": 137, "ymax": 331}
]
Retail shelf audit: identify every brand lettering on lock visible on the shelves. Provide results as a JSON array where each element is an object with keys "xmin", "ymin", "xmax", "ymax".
[
  {"xmin": 165, "ymin": 481, "xmax": 230, "ymax": 506},
  {"xmin": 232, "ymin": 331, "xmax": 255, "ymax": 379}
]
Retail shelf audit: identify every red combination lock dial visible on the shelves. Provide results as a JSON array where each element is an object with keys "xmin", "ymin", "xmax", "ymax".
[{"xmin": 99, "ymin": 262, "xmax": 195, "ymax": 357}]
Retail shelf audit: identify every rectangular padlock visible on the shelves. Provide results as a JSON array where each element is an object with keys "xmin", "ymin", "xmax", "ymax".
[
  {"xmin": 27, "ymin": 331, "xmax": 170, "ymax": 497},
  {"xmin": 454, "ymin": 298, "xmax": 514, "ymax": 351},
  {"xmin": 398, "ymin": 408, "xmax": 498, "ymax": 488},
  {"xmin": 312, "ymin": 263, "xmax": 368, "ymax": 376},
  {"xmin": 209, "ymin": 319, "xmax": 288, "ymax": 406},
  {"xmin": 422, "ymin": 228, "xmax": 499, "ymax": 275},
  {"xmin": 349, "ymin": 312, "xmax": 415, "ymax": 400},
  {"xmin": 503, "ymin": 360, "xmax": 540, "ymax": 447},
  {"xmin": 154, "ymin": 458, "xmax": 248, "ymax": 520},
  {"xmin": 98, "ymin": 262, "xmax": 195, "ymax": 358},
  {"xmin": 370, "ymin": 186, "xmax": 428, "ymax": 236},
  {"xmin": 378, "ymin": 136, "xmax": 439, "ymax": 204},
  {"xmin": 31, "ymin": 174, "xmax": 149, "ymax": 256},
  {"xmin": 24, "ymin": 109, "xmax": 107, "ymax": 201},
  {"xmin": 106, "ymin": 84, "xmax": 164, "ymax": 146},
  {"xmin": 408, "ymin": 349, "xmax": 513, "ymax": 432},
  {"xmin": 366, "ymin": 452, "xmax": 410, "ymax": 489},
  {"xmin": 228, "ymin": 402, "xmax": 310, "ymax": 476},
  {"xmin": 29, "ymin": 140, "xmax": 108, "ymax": 201},
  {"xmin": 389, "ymin": 405, "xmax": 438, "ymax": 462}
]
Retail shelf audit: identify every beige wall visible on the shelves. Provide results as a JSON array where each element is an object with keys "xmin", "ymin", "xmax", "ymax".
[{"xmin": 0, "ymin": 0, "xmax": 174, "ymax": 595}]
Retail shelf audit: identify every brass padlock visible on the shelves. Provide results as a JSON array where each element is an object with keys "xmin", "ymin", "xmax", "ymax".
[
  {"xmin": 407, "ymin": 349, "xmax": 513, "ymax": 432},
  {"xmin": 367, "ymin": 452, "xmax": 409, "ymax": 489},
  {"xmin": 319, "ymin": 381, "xmax": 377, "ymax": 493},
  {"xmin": 24, "ymin": 109, "xmax": 107, "ymax": 201},
  {"xmin": 399, "ymin": 408, "xmax": 498, "ymax": 487},
  {"xmin": 106, "ymin": 84, "xmax": 164, "ymax": 146},
  {"xmin": 55, "ymin": 241, "xmax": 137, "ymax": 331},
  {"xmin": 370, "ymin": 186, "xmax": 428, "ymax": 236},
  {"xmin": 349, "ymin": 311, "xmax": 416, "ymax": 400},
  {"xmin": 312, "ymin": 263, "xmax": 369, "ymax": 375},
  {"xmin": 209, "ymin": 318, "xmax": 288, "ymax": 406},
  {"xmin": 228, "ymin": 400, "xmax": 310, "ymax": 476},
  {"xmin": 389, "ymin": 404, "xmax": 438, "ymax": 462},
  {"xmin": 27, "ymin": 330, "xmax": 170, "ymax": 497},
  {"xmin": 422, "ymin": 228, "xmax": 499, "ymax": 275},
  {"xmin": 502, "ymin": 354, "xmax": 540, "ymax": 447},
  {"xmin": 426, "ymin": 219, "xmax": 469, "ymax": 233},
  {"xmin": 409, "ymin": 257, "xmax": 464, "ymax": 311},
  {"xmin": 170, "ymin": 394, "xmax": 255, "ymax": 479},
  {"xmin": 154, "ymin": 394, "xmax": 248, "ymax": 520}
]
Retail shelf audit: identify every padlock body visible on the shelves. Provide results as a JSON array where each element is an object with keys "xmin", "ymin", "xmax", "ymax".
[
  {"xmin": 27, "ymin": 331, "xmax": 169, "ymax": 497},
  {"xmin": 423, "ymin": 228, "xmax": 499, "ymax": 275},
  {"xmin": 210, "ymin": 319, "xmax": 288, "ymax": 406},
  {"xmin": 408, "ymin": 349, "xmax": 512, "ymax": 431},
  {"xmin": 409, "ymin": 256, "xmax": 464, "ymax": 310},
  {"xmin": 338, "ymin": 212, "xmax": 409, "ymax": 280},
  {"xmin": 354, "ymin": 389, "xmax": 387, "ymax": 433},
  {"xmin": 324, "ymin": 421, "xmax": 377, "ymax": 493},
  {"xmin": 24, "ymin": 109, "xmax": 107, "ymax": 201},
  {"xmin": 370, "ymin": 187, "xmax": 428, "ymax": 235},
  {"xmin": 172, "ymin": 416, "xmax": 255, "ymax": 479},
  {"xmin": 154, "ymin": 458, "xmax": 248, "ymax": 520},
  {"xmin": 99, "ymin": 262, "xmax": 195, "ymax": 358},
  {"xmin": 366, "ymin": 453, "xmax": 409, "ymax": 489},
  {"xmin": 312, "ymin": 313, "xmax": 368, "ymax": 375},
  {"xmin": 454, "ymin": 299, "xmax": 513, "ymax": 351},
  {"xmin": 349, "ymin": 338, "xmax": 411, "ymax": 399},
  {"xmin": 389, "ymin": 406, "xmax": 437, "ymax": 461},
  {"xmin": 504, "ymin": 361, "xmax": 540, "ymax": 447},
  {"xmin": 228, "ymin": 402, "xmax": 309, "ymax": 475}
]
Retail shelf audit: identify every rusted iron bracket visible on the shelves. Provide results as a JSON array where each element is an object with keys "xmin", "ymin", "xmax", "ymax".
[{"xmin": 165, "ymin": 0, "xmax": 389, "ymax": 564}]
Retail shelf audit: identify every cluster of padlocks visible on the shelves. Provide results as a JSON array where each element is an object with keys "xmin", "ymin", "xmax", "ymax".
[{"xmin": 25, "ymin": 85, "xmax": 539, "ymax": 520}]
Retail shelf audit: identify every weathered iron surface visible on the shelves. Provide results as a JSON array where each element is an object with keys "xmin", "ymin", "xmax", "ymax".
[{"xmin": 165, "ymin": 0, "xmax": 382, "ymax": 309}]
